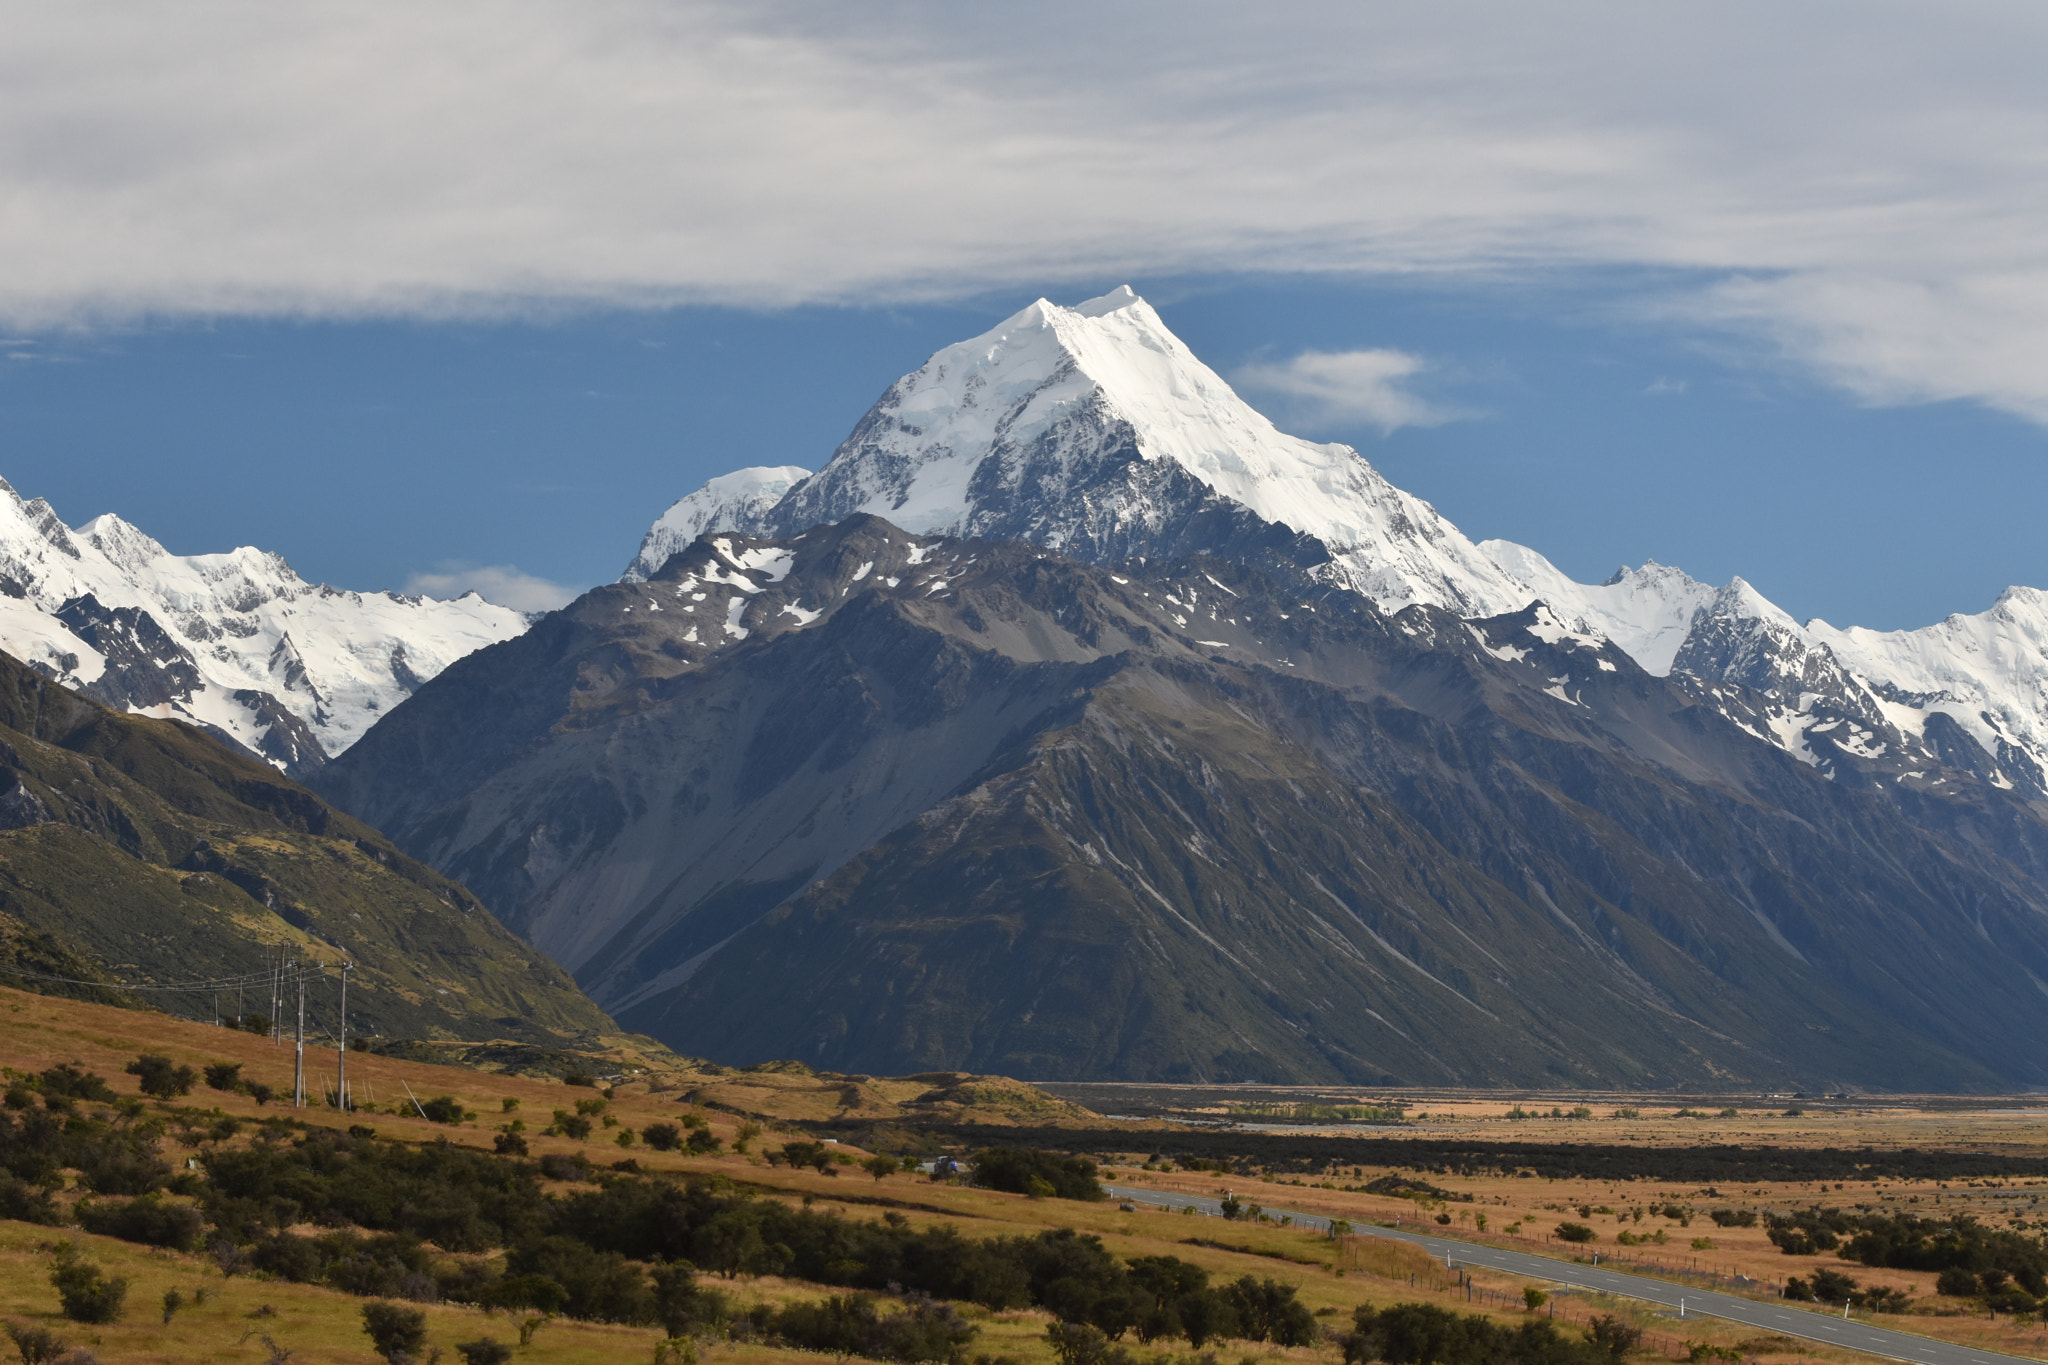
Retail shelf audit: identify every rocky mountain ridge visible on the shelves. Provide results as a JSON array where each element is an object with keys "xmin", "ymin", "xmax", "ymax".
[
  {"xmin": 633, "ymin": 287, "xmax": 2048, "ymax": 804},
  {"xmin": 318, "ymin": 514, "xmax": 2048, "ymax": 1089}
]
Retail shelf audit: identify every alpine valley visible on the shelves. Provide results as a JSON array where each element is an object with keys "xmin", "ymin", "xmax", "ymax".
[{"xmin": 302, "ymin": 288, "xmax": 2048, "ymax": 1091}]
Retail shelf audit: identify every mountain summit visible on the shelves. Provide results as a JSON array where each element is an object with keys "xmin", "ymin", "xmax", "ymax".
[
  {"xmin": 635, "ymin": 287, "xmax": 1532, "ymax": 616},
  {"xmin": 637, "ymin": 289, "xmax": 2048, "ymax": 797}
]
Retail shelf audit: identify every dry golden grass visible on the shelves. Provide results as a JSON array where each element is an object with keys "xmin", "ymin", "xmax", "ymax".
[{"xmin": 7, "ymin": 984, "xmax": 2035, "ymax": 1364}]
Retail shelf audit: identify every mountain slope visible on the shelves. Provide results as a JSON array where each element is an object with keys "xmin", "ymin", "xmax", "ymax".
[
  {"xmin": 0, "ymin": 647, "xmax": 616, "ymax": 1043},
  {"xmin": 0, "ymin": 476, "xmax": 529, "ymax": 774},
  {"xmin": 318, "ymin": 517, "xmax": 2048, "ymax": 1089}
]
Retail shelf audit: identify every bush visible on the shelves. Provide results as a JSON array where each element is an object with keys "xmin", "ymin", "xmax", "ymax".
[
  {"xmin": 416, "ymin": 1096, "xmax": 467, "ymax": 1125},
  {"xmin": 641, "ymin": 1123, "xmax": 682, "ymax": 1152},
  {"xmin": 685, "ymin": 1128, "xmax": 722, "ymax": 1156},
  {"xmin": 124, "ymin": 1055, "xmax": 196, "ymax": 1100},
  {"xmin": 361, "ymin": 1302, "xmax": 428, "ymax": 1363},
  {"xmin": 1937, "ymin": 1266, "xmax": 1981, "ymax": 1297},
  {"xmin": 203, "ymin": 1063, "xmax": 243, "ymax": 1092},
  {"xmin": 493, "ymin": 1133, "xmax": 529, "ymax": 1157},
  {"xmin": 1343, "ymin": 1302, "xmax": 1615, "ymax": 1365},
  {"xmin": 772, "ymin": 1294, "xmax": 977, "ymax": 1363},
  {"xmin": 77, "ymin": 1193, "xmax": 205, "ymax": 1250},
  {"xmin": 971, "ymin": 1149, "xmax": 1105, "ymax": 1201},
  {"xmin": 49, "ymin": 1245, "xmax": 127, "ymax": 1324},
  {"xmin": 0, "ymin": 1173, "xmax": 61, "ymax": 1225},
  {"xmin": 1554, "ymin": 1223, "xmax": 1596, "ymax": 1243},
  {"xmin": 549, "ymin": 1111, "xmax": 593, "ymax": 1141},
  {"xmin": 455, "ymin": 1341, "xmax": 512, "ymax": 1365},
  {"xmin": 33, "ymin": 1065, "xmax": 116, "ymax": 1105},
  {"xmin": 651, "ymin": 1262, "xmax": 727, "ymax": 1338},
  {"xmin": 539, "ymin": 1153, "xmax": 590, "ymax": 1181},
  {"xmin": 5, "ymin": 1322, "xmax": 67, "ymax": 1365},
  {"xmin": 479, "ymin": 1274, "xmax": 569, "ymax": 1314}
]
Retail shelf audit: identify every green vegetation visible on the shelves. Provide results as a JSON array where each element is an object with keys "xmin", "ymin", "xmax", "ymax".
[
  {"xmin": 1224, "ymin": 1102, "xmax": 1406, "ymax": 1124},
  {"xmin": 970, "ymin": 1148, "xmax": 1105, "ymax": 1201},
  {"xmin": 1339, "ymin": 1302, "xmax": 1639, "ymax": 1364},
  {"xmin": 0, "ymin": 646, "xmax": 614, "ymax": 1044}
]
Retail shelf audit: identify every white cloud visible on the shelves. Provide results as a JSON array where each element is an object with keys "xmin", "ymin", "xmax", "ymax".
[
  {"xmin": 3, "ymin": 2, "xmax": 2048, "ymax": 423},
  {"xmin": 1235, "ymin": 350, "xmax": 1451, "ymax": 434},
  {"xmin": 401, "ymin": 562, "xmax": 578, "ymax": 612}
]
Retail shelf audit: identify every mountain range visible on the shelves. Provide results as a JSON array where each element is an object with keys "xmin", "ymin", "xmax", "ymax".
[
  {"xmin": 9, "ymin": 286, "xmax": 2048, "ymax": 1087},
  {"xmin": 626, "ymin": 288, "xmax": 2048, "ymax": 803},
  {"xmin": 300, "ymin": 288, "xmax": 2048, "ymax": 1089},
  {"xmin": 0, "ymin": 478, "xmax": 526, "ymax": 774}
]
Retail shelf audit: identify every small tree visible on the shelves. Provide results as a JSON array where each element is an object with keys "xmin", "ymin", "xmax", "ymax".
[
  {"xmin": 5, "ymin": 1322, "xmax": 67, "ymax": 1365},
  {"xmin": 124, "ymin": 1054, "xmax": 196, "ymax": 1100},
  {"xmin": 360, "ymin": 1302, "xmax": 428, "ymax": 1364},
  {"xmin": 1523, "ymin": 1287, "xmax": 1549, "ymax": 1311},
  {"xmin": 863, "ymin": 1155, "xmax": 900, "ymax": 1182},
  {"xmin": 162, "ymin": 1288, "xmax": 185, "ymax": 1324},
  {"xmin": 49, "ymin": 1244, "xmax": 127, "ymax": 1323},
  {"xmin": 203, "ymin": 1062, "xmax": 243, "ymax": 1092},
  {"xmin": 453, "ymin": 1340, "xmax": 512, "ymax": 1365},
  {"xmin": 641, "ymin": 1122, "xmax": 682, "ymax": 1152}
]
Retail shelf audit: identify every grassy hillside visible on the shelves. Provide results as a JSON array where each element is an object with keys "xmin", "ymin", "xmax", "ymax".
[
  {"xmin": 0, "ymin": 648, "xmax": 617, "ymax": 1044},
  {"xmin": 0, "ymin": 982, "xmax": 1915, "ymax": 1365}
]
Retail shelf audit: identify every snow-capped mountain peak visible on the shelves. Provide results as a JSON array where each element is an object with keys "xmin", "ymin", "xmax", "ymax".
[
  {"xmin": 627, "ymin": 289, "xmax": 2048, "ymax": 797},
  {"xmin": 753, "ymin": 286, "xmax": 1534, "ymax": 617},
  {"xmin": 621, "ymin": 465, "xmax": 811, "ymax": 583},
  {"xmin": 0, "ymin": 478, "xmax": 529, "ymax": 772}
]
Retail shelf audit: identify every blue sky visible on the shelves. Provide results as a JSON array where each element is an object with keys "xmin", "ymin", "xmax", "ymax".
[{"xmin": 3, "ymin": 3, "xmax": 2046, "ymax": 630}]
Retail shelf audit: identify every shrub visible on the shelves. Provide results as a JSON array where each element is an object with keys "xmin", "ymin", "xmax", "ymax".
[
  {"xmin": 454, "ymin": 1341, "xmax": 512, "ymax": 1365},
  {"xmin": 480, "ymin": 1274, "xmax": 569, "ymax": 1314},
  {"xmin": 772, "ymin": 1294, "xmax": 977, "ymax": 1363},
  {"xmin": 1554, "ymin": 1223, "xmax": 1596, "ymax": 1244},
  {"xmin": 0, "ymin": 1174, "xmax": 61, "ymax": 1225},
  {"xmin": 549, "ymin": 1111, "xmax": 593, "ymax": 1141},
  {"xmin": 5, "ymin": 1322, "xmax": 67, "ymax": 1365},
  {"xmin": 493, "ymin": 1133, "xmax": 529, "ymax": 1157},
  {"xmin": 77, "ymin": 1193, "xmax": 205, "ymax": 1250},
  {"xmin": 641, "ymin": 1123, "xmax": 682, "ymax": 1152},
  {"xmin": 49, "ymin": 1245, "xmax": 127, "ymax": 1323},
  {"xmin": 971, "ymin": 1149, "xmax": 1105, "ymax": 1201},
  {"xmin": 203, "ymin": 1063, "xmax": 243, "ymax": 1092},
  {"xmin": 361, "ymin": 1302, "xmax": 428, "ymax": 1362},
  {"xmin": 651, "ymin": 1262, "xmax": 727, "ymax": 1338},
  {"xmin": 539, "ymin": 1153, "xmax": 590, "ymax": 1181},
  {"xmin": 1937, "ymin": 1266, "xmax": 1980, "ymax": 1297},
  {"xmin": 685, "ymin": 1128, "xmax": 722, "ymax": 1155},
  {"xmin": 34, "ymin": 1065, "xmax": 116, "ymax": 1105},
  {"xmin": 124, "ymin": 1055, "xmax": 196, "ymax": 1100},
  {"xmin": 416, "ymin": 1096, "xmax": 467, "ymax": 1125}
]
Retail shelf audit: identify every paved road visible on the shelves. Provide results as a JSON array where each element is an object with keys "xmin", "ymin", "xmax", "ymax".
[{"xmin": 1104, "ymin": 1185, "xmax": 2040, "ymax": 1365}]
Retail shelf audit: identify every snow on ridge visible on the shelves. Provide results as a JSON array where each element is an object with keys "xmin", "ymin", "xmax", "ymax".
[
  {"xmin": 624, "ymin": 288, "xmax": 2048, "ymax": 788},
  {"xmin": 0, "ymin": 477, "xmax": 528, "ymax": 768},
  {"xmin": 621, "ymin": 465, "xmax": 810, "ymax": 583}
]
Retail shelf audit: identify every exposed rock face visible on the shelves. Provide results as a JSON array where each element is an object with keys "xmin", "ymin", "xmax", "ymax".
[{"xmin": 319, "ymin": 516, "xmax": 2048, "ymax": 1090}]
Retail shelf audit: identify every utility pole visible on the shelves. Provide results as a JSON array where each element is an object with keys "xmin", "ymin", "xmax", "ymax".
[
  {"xmin": 294, "ymin": 973, "xmax": 306, "ymax": 1107},
  {"xmin": 336, "ymin": 960, "xmax": 350, "ymax": 1112}
]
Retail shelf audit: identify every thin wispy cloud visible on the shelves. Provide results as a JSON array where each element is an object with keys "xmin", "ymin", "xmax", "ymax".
[
  {"xmin": 1236, "ymin": 350, "xmax": 1454, "ymax": 435},
  {"xmin": 3, "ymin": 2, "xmax": 2047, "ymax": 424},
  {"xmin": 402, "ymin": 562, "xmax": 578, "ymax": 612}
]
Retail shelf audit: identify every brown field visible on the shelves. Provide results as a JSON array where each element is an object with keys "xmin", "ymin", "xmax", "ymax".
[{"xmin": 5, "ymin": 986, "xmax": 2048, "ymax": 1364}]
